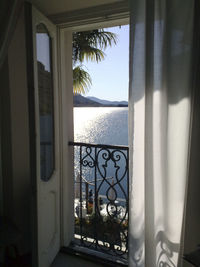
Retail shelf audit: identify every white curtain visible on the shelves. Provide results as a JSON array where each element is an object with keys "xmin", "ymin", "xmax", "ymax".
[{"xmin": 128, "ymin": 0, "xmax": 195, "ymax": 266}]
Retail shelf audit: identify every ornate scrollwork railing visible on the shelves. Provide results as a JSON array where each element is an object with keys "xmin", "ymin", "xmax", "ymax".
[{"xmin": 69, "ymin": 141, "xmax": 129, "ymax": 262}]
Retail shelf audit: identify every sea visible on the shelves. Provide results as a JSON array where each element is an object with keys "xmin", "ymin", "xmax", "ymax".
[
  {"xmin": 73, "ymin": 107, "xmax": 128, "ymax": 201},
  {"xmin": 74, "ymin": 107, "xmax": 128, "ymax": 146}
]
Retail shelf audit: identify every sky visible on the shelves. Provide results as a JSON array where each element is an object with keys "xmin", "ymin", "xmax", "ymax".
[
  {"xmin": 83, "ymin": 25, "xmax": 129, "ymax": 102},
  {"xmin": 36, "ymin": 25, "xmax": 129, "ymax": 102}
]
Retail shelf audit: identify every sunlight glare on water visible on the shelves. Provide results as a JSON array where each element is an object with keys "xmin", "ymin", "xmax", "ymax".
[
  {"xmin": 73, "ymin": 107, "xmax": 128, "ymax": 146},
  {"xmin": 73, "ymin": 107, "xmax": 128, "ymax": 198}
]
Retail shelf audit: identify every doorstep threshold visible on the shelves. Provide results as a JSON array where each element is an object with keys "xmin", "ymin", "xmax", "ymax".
[{"xmin": 61, "ymin": 244, "xmax": 128, "ymax": 267}]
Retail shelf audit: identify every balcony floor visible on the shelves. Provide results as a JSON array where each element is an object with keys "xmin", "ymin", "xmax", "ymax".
[{"xmin": 51, "ymin": 252, "xmax": 104, "ymax": 267}]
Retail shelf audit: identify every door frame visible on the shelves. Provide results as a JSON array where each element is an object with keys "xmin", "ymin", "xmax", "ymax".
[
  {"xmin": 58, "ymin": 18, "xmax": 130, "ymax": 248},
  {"xmin": 25, "ymin": 1, "xmax": 130, "ymax": 264}
]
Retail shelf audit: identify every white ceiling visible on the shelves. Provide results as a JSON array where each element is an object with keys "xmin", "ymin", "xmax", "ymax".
[{"xmin": 31, "ymin": 0, "xmax": 125, "ymax": 16}]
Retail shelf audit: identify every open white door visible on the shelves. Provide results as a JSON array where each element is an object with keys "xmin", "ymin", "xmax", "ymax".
[{"xmin": 32, "ymin": 7, "xmax": 60, "ymax": 267}]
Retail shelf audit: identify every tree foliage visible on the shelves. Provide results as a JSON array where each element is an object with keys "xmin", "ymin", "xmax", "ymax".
[
  {"xmin": 73, "ymin": 65, "xmax": 92, "ymax": 95},
  {"xmin": 73, "ymin": 29, "xmax": 117, "ymax": 94}
]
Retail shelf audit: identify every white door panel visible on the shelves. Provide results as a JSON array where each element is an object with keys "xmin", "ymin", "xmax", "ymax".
[{"xmin": 32, "ymin": 7, "xmax": 60, "ymax": 267}]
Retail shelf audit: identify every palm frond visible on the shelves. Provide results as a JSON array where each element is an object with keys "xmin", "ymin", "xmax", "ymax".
[
  {"xmin": 79, "ymin": 46, "xmax": 105, "ymax": 63},
  {"xmin": 73, "ymin": 29, "xmax": 117, "ymax": 64},
  {"xmin": 73, "ymin": 65, "xmax": 92, "ymax": 95},
  {"xmin": 87, "ymin": 30, "xmax": 117, "ymax": 50}
]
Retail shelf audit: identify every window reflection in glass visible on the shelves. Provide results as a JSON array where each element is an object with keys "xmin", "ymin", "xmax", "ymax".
[{"xmin": 36, "ymin": 23, "xmax": 55, "ymax": 181}]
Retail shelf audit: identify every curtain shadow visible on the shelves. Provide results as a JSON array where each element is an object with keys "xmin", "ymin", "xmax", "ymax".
[
  {"xmin": 128, "ymin": 230, "xmax": 180, "ymax": 266},
  {"xmin": 155, "ymin": 231, "xmax": 179, "ymax": 267},
  {"xmin": 129, "ymin": 232, "xmax": 144, "ymax": 266},
  {"xmin": 128, "ymin": 205, "xmax": 145, "ymax": 266}
]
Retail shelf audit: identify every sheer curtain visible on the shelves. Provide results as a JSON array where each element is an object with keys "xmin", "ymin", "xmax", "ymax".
[
  {"xmin": 128, "ymin": 0, "xmax": 195, "ymax": 266},
  {"xmin": 0, "ymin": 0, "xmax": 23, "ymax": 69}
]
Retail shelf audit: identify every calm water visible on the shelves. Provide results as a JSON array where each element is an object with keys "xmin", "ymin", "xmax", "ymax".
[
  {"xmin": 73, "ymin": 107, "xmax": 128, "ymax": 199},
  {"xmin": 74, "ymin": 107, "xmax": 128, "ymax": 145}
]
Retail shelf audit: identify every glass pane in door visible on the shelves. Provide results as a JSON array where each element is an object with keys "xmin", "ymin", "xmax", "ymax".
[{"xmin": 36, "ymin": 23, "xmax": 55, "ymax": 181}]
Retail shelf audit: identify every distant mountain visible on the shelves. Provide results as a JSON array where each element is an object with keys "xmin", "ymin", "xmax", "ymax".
[
  {"xmin": 87, "ymin": 96, "xmax": 128, "ymax": 106},
  {"xmin": 73, "ymin": 94, "xmax": 128, "ymax": 107},
  {"xmin": 73, "ymin": 94, "xmax": 103, "ymax": 107}
]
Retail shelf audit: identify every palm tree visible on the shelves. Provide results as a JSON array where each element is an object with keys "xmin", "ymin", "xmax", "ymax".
[
  {"xmin": 73, "ymin": 65, "xmax": 92, "ymax": 95},
  {"xmin": 73, "ymin": 29, "xmax": 117, "ymax": 94}
]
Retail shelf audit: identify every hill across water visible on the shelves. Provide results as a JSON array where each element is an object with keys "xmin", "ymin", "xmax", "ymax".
[{"xmin": 73, "ymin": 94, "xmax": 128, "ymax": 107}]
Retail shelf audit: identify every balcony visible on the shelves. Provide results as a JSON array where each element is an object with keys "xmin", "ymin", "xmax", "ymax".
[{"xmin": 69, "ymin": 141, "xmax": 129, "ymax": 265}]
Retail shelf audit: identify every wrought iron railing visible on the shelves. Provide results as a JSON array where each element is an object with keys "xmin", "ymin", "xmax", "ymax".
[{"xmin": 69, "ymin": 141, "xmax": 129, "ymax": 262}]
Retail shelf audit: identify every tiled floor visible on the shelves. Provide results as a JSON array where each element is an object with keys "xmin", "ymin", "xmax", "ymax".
[{"xmin": 51, "ymin": 253, "xmax": 104, "ymax": 267}]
